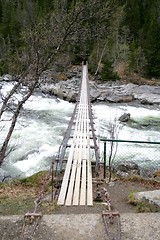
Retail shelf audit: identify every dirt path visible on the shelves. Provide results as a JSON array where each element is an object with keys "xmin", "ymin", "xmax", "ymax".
[
  {"xmin": 0, "ymin": 176, "xmax": 160, "ymax": 239},
  {"xmin": 1, "ymin": 213, "xmax": 160, "ymax": 240}
]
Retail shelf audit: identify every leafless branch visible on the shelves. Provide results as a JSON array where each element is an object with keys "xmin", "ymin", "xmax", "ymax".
[{"xmin": 107, "ymin": 115, "xmax": 122, "ymax": 182}]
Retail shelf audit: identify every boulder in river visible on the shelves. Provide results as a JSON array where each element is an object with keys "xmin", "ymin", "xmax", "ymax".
[{"xmin": 119, "ymin": 113, "xmax": 131, "ymax": 122}]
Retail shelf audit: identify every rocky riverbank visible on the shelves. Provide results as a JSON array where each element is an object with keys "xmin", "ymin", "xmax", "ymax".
[
  {"xmin": 1, "ymin": 68, "xmax": 160, "ymax": 105},
  {"xmin": 39, "ymin": 67, "xmax": 160, "ymax": 105},
  {"xmin": 40, "ymin": 79, "xmax": 160, "ymax": 105}
]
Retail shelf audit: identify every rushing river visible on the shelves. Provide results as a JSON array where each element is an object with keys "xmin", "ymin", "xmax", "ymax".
[{"xmin": 0, "ymin": 82, "xmax": 160, "ymax": 179}]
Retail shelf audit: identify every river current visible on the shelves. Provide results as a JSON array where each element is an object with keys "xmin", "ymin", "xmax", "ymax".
[{"xmin": 1, "ymin": 82, "xmax": 160, "ymax": 179}]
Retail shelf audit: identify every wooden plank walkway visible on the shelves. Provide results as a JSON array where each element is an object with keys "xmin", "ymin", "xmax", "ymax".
[{"xmin": 57, "ymin": 65, "xmax": 93, "ymax": 206}]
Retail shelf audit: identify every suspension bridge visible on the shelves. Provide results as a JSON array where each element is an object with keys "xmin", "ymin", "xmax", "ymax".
[
  {"xmin": 14, "ymin": 63, "xmax": 160, "ymax": 240},
  {"xmin": 20, "ymin": 63, "xmax": 122, "ymax": 240},
  {"xmin": 57, "ymin": 63, "xmax": 99, "ymax": 206}
]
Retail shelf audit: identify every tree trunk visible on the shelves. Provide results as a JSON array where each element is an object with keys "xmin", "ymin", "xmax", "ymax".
[
  {"xmin": 0, "ymin": 80, "xmax": 38, "ymax": 165},
  {"xmin": 95, "ymin": 42, "xmax": 107, "ymax": 76},
  {"xmin": 0, "ymin": 81, "xmax": 21, "ymax": 118}
]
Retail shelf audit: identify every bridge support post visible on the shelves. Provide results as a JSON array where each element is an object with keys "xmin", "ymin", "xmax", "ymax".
[{"xmin": 104, "ymin": 142, "xmax": 106, "ymax": 179}]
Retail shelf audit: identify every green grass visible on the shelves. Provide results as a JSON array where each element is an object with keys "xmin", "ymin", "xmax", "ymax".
[
  {"xmin": 0, "ymin": 198, "xmax": 34, "ymax": 215},
  {"xmin": 127, "ymin": 191, "xmax": 156, "ymax": 213},
  {"xmin": 14, "ymin": 171, "xmax": 49, "ymax": 187},
  {"xmin": 0, "ymin": 171, "xmax": 57, "ymax": 215}
]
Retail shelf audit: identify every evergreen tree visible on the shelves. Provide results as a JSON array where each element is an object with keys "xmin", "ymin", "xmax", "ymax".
[
  {"xmin": 101, "ymin": 58, "xmax": 120, "ymax": 81},
  {"xmin": 129, "ymin": 39, "xmax": 138, "ymax": 71},
  {"xmin": 0, "ymin": 0, "xmax": 160, "ymax": 77},
  {"xmin": 124, "ymin": 0, "xmax": 142, "ymax": 37},
  {"xmin": 145, "ymin": 14, "xmax": 160, "ymax": 76}
]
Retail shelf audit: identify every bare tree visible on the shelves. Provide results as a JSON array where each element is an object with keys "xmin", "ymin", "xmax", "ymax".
[
  {"xmin": 0, "ymin": 8, "xmax": 82, "ymax": 164},
  {"xmin": 0, "ymin": 0, "xmax": 111, "ymax": 164},
  {"xmin": 107, "ymin": 115, "xmax": 122, "ymax": 182}
]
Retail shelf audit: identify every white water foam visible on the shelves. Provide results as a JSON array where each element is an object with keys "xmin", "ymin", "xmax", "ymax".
[
  {"xmin": 14, "ymin": 144, "xmax": 59, "ymax": 176},
  {"xmin": 93, "ymin": 104, "xmax": 160, "ymax": 141},
  {"xmin": 1, "ymin": 83, "xmax": 160, "ymax": 177},
  {"xmin": 24, "ymin": 95, "xmax": 74, "ymax": 112}
]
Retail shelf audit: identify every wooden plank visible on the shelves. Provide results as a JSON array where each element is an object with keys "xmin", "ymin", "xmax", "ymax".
[
  {"xmin": 80, "ymin": 159, "xmax": 86, "ymax": 205},
  {"xmin": 65, "ymin": 148, "xmax": 78, "ymax": 205},
  {"xmin": 79, "ymin": 104, "xmax": 87, "ymax": 205},
  {"xmin": 58, "ymin": 102, "xmax": 82, "ymax": 206},
  {"xmin": 87, "ymin": 157, "xmax": 93, "ymax": 206},
  {"xmin": 72, "ymin": 153, "xmax": 81, "ymax": 205},
  {"xmin": 72, "ymin": 108, "xmax": 84, "ymax": 205},
  {"xmin": 66, "ymin": 103, "xmax": 83, "ymax": 205},
  {"xmin": 57, "ymin": 144, "xmax": 74, "ymax": 205},
  {"xmin": 86, "ymin": 107, "xmax": 93, "ymax": 206}
]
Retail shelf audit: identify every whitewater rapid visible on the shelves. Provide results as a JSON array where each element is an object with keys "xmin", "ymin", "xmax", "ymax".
[{"xmin": 1, "ymin": 82, "xmax": 160, "ymax": 179}]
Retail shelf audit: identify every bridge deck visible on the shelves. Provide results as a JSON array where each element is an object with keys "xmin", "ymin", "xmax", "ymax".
[{"xmin": 57, "ymin": 65, "xmax": 93, "ymax": 206}]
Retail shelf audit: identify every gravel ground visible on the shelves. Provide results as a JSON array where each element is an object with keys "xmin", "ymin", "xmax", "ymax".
[{"xmin": 1, "ymin": 213, "xmax": 160, "ymax": 240}]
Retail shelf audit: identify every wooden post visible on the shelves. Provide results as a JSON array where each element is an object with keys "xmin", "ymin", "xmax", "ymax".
[{"xmin": 51, "ymin": 161, "xmax": 54, "ymax": 202}]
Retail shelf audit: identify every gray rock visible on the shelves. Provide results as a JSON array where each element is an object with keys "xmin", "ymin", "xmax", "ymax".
[
  {"xmin": 66, "ymin": 92, "xmax": 77, "ymax": 102},
  {"xmin": 90, "ymin": 89, "xmax": 100, "ymax": 102},
  {"xmin": 134, "ymin": 93, "xmax": 160, "ymax": 104},
  {"xmin": 39, "ymin": 76, "xmax": 160, "ymax": 104},
  {"xmin": 135, "ymin": 190, "xmax": 160, "ymax": 212},
  {"xmin": 3, "ymin": 74, "xmax": 13, "ymax": 81},
  {"xmin": 106, "ymin": 94, "xmax": 134, "ymax": 103},
  {"xmin": 119, "ymin": 113, "xmax": 131, "ymax": 122},
  {"xmin": 114, "ymin": 161, "xmax": 140, "ymax": 175},
  {"xmin": 99, "ymin": 82, "xmax": 160, "ymax": 104},
  {"xmin": 97, "ymin": 93, "xmax": 107, "ymax": 101},
  {"xmin": 116, "ymin": 170, "xmax": 129, "ymax": 178},
  {"xmin": 96, "ymin": 88, "xmax": 112, "ymax": 101}
]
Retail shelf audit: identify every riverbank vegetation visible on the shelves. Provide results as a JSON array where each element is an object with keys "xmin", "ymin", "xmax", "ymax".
[
  {"xmin": 0, "ymin": 171, "xmax": 57, "ymax": 215},
  {"xmin": 0, "ymin": 0, "xmax": 160, "ymax": 80},
  {"xmin": 0, "ymin": 171, "xmax": 159, "ymax": 215}
]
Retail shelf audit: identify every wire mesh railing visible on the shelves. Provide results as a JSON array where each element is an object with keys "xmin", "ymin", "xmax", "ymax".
[{"xmin": 100, "ymin": 139, "xmax": 160, "ymax": 178}]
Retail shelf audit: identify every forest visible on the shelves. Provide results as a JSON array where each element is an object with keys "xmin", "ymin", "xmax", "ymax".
[{"xmin": 0, "ymin": 0, "xmax": 160, "ymax": 79}]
